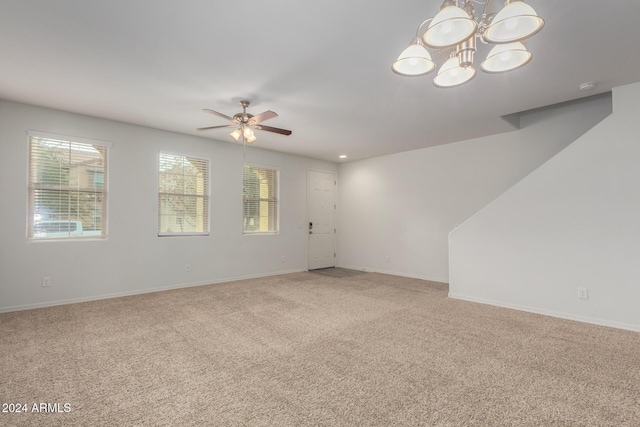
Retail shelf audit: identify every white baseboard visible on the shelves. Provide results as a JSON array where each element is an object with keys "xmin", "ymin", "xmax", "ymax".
[
  {"xmin": 449, "ymin": 292, "xmax": 640, "ymax": 333},
  {"xmin": 0, "ymin": 269, "xmax": 305, "ymax": 314},
  {"xmin": 337, "ymin": 265, "xmax": 448, "ymax": 284}
]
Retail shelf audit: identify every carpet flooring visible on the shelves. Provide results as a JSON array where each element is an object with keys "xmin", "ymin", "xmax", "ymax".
[
  {"xmin": 309, "ymin": 267, "xmax": 367, "ymax": 278},
  {"xmin": 1, "ymin": 272, "xmax": 639, "ymax": 426}
]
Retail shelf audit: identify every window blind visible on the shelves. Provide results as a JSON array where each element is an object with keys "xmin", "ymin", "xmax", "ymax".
[
  {"xmin": 243, "ymin": 165, "xmax": 278, "ymax": 233},
  {"xmin": 158, "ymin": 152, "xmax": 209, "ymax": 236},
  {"xmin": 28, "ymin": 132, "xmax": 109, "ymax": 240}
]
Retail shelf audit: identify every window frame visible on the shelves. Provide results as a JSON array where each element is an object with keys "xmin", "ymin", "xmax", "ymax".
[
  {"xmin": 27, "ymin": 131, "xmax": 111, "ymax": 241},
  {"xmin": 157, "ymin": 151, "xmax": 211, "ymax": 237},
  {"xmin": 242, "ymin": 163, "xmax": 280, "ymax": 235}
]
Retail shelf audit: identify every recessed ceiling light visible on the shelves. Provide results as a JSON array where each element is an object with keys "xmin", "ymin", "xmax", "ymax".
[{"xmin": 339, "ymin": 155, "xmax": 347, "ymax": 159}]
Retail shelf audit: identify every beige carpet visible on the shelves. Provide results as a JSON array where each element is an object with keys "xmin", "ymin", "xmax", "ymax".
[
  {"xmin": 1, "ymin": 272, "xmax": 639, "ymax": 426},
  {"xmin": 309, "ymin": 267, "xmax": 367, "ymax": 278}
]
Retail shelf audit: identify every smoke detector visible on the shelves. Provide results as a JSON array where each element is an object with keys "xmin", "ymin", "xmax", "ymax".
[{"xmin": 579, "ymin": 82, "xmax": 597, "ymax": 92}]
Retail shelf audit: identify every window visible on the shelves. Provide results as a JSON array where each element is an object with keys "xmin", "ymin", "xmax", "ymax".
[
  {"xmin": 28, "ymin": 132, "xmax": 109, "ymax": 240},
  {"xmin": 158, "ymin": 152, "xmax": 209, "ymax": 236},
  {"xmin": 243, "ymin": 164, "xmax": 278, "ymax": 234}
]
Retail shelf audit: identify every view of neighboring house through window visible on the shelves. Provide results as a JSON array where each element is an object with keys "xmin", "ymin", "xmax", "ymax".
[
  {"xmin": 158, "ymin": 152, "xmax": 209, "ymax": 236},
  {"xmin": 243, "ymin": 164, "xmax": 279, "ymax": 234},
  {"xmin": 27, "ymin": 132, "xmax": 109, "ymax": 240}
]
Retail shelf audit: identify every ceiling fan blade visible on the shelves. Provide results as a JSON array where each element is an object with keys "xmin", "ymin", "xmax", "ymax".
[
  {"xmin": 197, "ymin": 124, "xmax": 234, "ymax": 131},
  {"xmin": 256, "ymin": 124, "xmax": 292, "ymax": 136},
  {"xmin": 251, "ymin": 110, "xmax": 278, "ymax": 124},
  {"xmin": 203, "ymin": 108, "xmax": 234, "ymax": 121}
]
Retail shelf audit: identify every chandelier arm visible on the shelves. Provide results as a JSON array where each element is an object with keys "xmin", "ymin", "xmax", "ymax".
[
  {"xmin": 415, "ymin": 18, "xmax": 434, "ymax": 39},
  {"xmin": 480, "ymin": 0, "xmax": 490, "ymax": 17},
  {"xmin": 475, "ymin": 0, "xmax": 497, "ymax": 25},
  {"xmin": 477, "ymin": 12, "xmax": 497, "ymax": 43},
  {"xmin": 477, "ymin": 0, "xmax": 498, "ymax": 42}
]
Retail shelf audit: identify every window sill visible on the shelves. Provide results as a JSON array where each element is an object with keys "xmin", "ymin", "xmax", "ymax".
[
  {"xmin": 158, "ymin": 232, "xmax": 210, "ymax": 237},
  {"xmin": 28, "ymin": 236, "xmax": 107, "ymax": 242},
  {"xmin": 243, "ymin": 232, "xmax": 279, "ymax": 236}
]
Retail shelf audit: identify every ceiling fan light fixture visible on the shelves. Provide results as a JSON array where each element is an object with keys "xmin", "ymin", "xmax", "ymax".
[
  {"xmin": 433, "ymin": 56, "xmax": 476, "ymax": 88},
  {"xmin": 423, "ymin": 1, "xmax": 477, "ymax": 48},
  {"xmin": 480, "ymin": 41, "xmax": 531, "ymax": 73},
  {"xmin": 392, "ymin": 39, "xmax": 435, "ymax": 76},
  {"xmin": 230, "ymin": 128, "xmax": 242, "ymax": 141},
  {"xmin": 243, "ymin": 126, "xmax": 254, "ymax": 139},
  {"xmin": 483, "ymin": 0, "xmax": 544, "ymax": 44},
  {"xmin": 198, "ymin": 100, "xmax": 292, "ymax": 143}
]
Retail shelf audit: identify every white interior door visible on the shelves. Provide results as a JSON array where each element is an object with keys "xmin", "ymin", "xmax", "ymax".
[{"xmin": 307, "ymin": 170, "xmax": 336, "ymax": 270}]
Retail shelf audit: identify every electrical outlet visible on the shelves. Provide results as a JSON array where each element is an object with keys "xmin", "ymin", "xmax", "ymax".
[
  {"xmin": 385, "ymin": 255, "xmax": 390, "ymax": 263},
  {"xmin": 185, "ymin": 264, "xmax": 191, "ymax": 272},
  {"xmin": 42, "ymin": 277, "xmax": 51, "ymax": 287},
  {"xmin": 578, "ymin": 287, "xmax": 588, "ymax": 299},
  {"xmin": 281, "ymin": 256, "xmax": 285, "ymax": 263}
]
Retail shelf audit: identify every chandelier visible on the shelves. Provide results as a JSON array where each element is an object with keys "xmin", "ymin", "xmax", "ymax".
[{"xmin": 392, "ymin": 0, "xmax": 544, "ymax": 87}]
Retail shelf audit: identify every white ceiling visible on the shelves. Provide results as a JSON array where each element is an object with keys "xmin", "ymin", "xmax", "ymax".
[{"xmin": 1, "ymin": 1, "xmax": 639, "ymax": 162}]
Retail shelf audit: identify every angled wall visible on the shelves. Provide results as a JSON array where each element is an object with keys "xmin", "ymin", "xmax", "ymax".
[
  {"xmin": 337, "ymin": 94, "xmax": 612, "ymax": 282},
  {"xmin": 449, "ymin": 82, "xmax": 640, "ymax": 331}
]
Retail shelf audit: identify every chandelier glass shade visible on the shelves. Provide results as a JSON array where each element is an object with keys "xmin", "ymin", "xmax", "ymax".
[
  {"xmin": 480, "ymin": 42, "xmax": 531, "ymax": 73},
  {"xmin": 434, "ymin": 56, "xmax": 476, "ymax": 87},
  {"xmin": 483, "ymin": 1, "xmax": 544, "ymax": 43},
  {"xmin": 391, "ymin": 39, "xmax": 436, "ymax": 76},
  {"xmin": 423, "ymin": 4, "xmax": 477, "ymax": 48},
  {"xmin": 392, "ymin": 0, "xmax": 543, "ymax": 87}
]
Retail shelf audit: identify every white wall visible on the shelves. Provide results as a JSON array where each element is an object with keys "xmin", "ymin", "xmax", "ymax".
[
  {"xmin": 449, "ymin": 82, "xmax": 640, "ymax": 332},
  {"xmin": 0, "ymin": 100, "xmax": 337, "ymax": 311},
  {"xmin": 337, "ymin": 94, "xmax": 612, "ymax": 282}
]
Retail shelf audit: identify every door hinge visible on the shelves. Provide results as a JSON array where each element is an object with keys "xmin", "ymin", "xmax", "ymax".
[
  {"xmin": 334, "ymin": 228, "xmax": 336, "ymax": 233},
  {"xmin": 334, "ymin": 252, "xmax": 336, "ymax": 257}
]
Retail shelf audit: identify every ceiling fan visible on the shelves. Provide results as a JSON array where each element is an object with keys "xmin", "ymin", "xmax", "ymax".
[{"xmin": 197, "ymin": 100, "xmax": 292, "ymax": 144}]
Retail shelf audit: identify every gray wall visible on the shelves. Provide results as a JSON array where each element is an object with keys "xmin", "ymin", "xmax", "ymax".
[
  {"xmin": 449, "ymin": 82, "xmax": 640, "ymax": 332},
  {"xmin": 337, "ymin": 93, "xmax": 612, "ymax": 282},
  {"xmin": 0, "ymin": 100, "xmax": 337, "ymax": 311}
]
